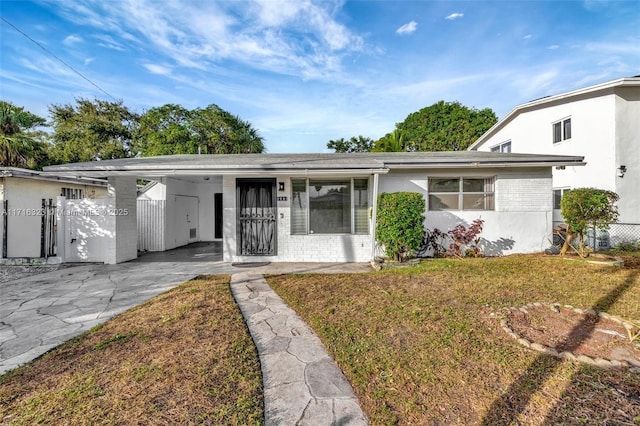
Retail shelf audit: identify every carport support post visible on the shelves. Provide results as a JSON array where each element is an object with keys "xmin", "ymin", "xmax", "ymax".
[
  {"xmin": 55, "ymin": 196, "xmax": 66, "ymax": 263},
  {"xmin": 104, "ymin": 177, "xmax": 138, "ymax": 264}
]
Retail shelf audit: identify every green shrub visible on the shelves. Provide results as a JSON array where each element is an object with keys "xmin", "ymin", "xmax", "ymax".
[
  {"xmin": 560, "ymin": 188, "xmax": 619, "ymax": 256},
  {"xmin": 376, "ymin": 192, "xmax": 425, "ymax": 261}
]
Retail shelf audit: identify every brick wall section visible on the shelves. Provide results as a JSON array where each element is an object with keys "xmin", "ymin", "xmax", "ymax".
[{"xmin": 495, "ymin": 174, "xmax": 553, "ymax": 212}]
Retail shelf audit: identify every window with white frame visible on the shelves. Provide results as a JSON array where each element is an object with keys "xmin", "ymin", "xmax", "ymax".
[
  {"xmin": 490, "ymin": 141, "xmax": 511, "ymax": 153},
  {"xmin": 291, "ymin": 178, "xmax": 369, "ymax": 235},
  {"xmin": 428, "ymin": 177, "xmax": 495, "ymax": 211},
  {"xmin": 553, "ymin": 188, "xmax": 571, "ymax": 210},
  {"xmin": 552, "ymin": 118, "xmax": 571, "ymax": 143},
  {"xmin": 61, "ymin": 187, "xmax": 84, "ymax": 199}
]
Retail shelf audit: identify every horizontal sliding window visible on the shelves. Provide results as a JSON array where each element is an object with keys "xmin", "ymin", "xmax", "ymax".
[{"xmin": 429, "ymin": 177, "xmax": 495, "ymax": 211}]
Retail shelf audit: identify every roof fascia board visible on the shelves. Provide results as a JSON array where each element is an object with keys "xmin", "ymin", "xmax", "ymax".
[
  {"xmin": 41, "ymin": 168, "xmax": 391, "ymax": 179},
  {"xmin": 2, "ymin": 172, "xmax": 108, "ymax": 187},
  {"xmin": 387, "ymin": 161, "xmax": 585, "ymax": 169}
]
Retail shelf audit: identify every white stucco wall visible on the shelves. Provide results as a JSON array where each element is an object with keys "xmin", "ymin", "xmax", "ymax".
[
  {"xmin": 221, "ymin": 168, "xmax": 554, "ymax": 262},
  {"xmin": 0, "ymin": 177, "xmax": 107, "ymax": 258},
  {"xmin": 378, "ymin": 169, "xmax": 553, "ymax": 255},
  {"xmin": 222, "ymin": 174, "xmax": 374, "ymax": 263},
  {"xmin": 475, "ymin": 85, "xmax": 640, "ymax": 224},
  {"xmin": 615, "ymin": 87, "xmax": 640, "ymax": 223}
]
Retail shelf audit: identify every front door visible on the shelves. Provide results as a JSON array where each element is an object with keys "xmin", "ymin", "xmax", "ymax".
[{"xmin": 236, "ymin": 179, "xmax": 276, "ymax": 256}]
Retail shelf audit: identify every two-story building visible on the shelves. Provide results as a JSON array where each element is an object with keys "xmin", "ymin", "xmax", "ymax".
[{"xmin": 469, "ymin": 76, "xmax": 640, "ymax": 246}]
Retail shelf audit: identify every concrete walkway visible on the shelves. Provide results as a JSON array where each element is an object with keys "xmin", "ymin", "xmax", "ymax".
[
  {"xmin": 0, "ymin": 244, "xmax": 369, "ymax": 423},
  {"xmin": 231, "ymin": 272, "xmax": 368, "ymax": 425}
]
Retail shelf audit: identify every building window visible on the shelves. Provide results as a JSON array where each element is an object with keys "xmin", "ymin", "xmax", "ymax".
[
  {"xmin": 428, "ymin": 177, "xmax": 495, "ymax": 211},
  {"xmin": 553, "ymin": 188, "xmax": 571, "ymax": 210},
  {"xmin": 490, "ymin": 141, "xmax": 512, "ymax": 153},
  {"xmin": 61, "ymin": 187, "xmax": 84, "ymax": 199},
  {"xmin": 291, "ymin": 178, "xmax": 369, "ymax": 235},
  {"xmin": 553, "ymin": 118, "xmax": 571, "ymax": 143}
]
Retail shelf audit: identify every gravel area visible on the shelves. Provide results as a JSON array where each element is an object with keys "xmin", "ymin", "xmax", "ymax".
[{"xmin": 0, "ymin": 265, "xmax": 63, "ymax": 284}]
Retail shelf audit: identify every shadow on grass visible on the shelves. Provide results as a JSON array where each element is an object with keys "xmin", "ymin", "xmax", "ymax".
[{"xmin": 480, "ymin": 269, "xmax": 638, "ymax": 425}]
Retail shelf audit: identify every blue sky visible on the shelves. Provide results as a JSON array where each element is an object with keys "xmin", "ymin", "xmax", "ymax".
[{"xmin": 1, "ymin": 0, "xmax": 639, "ymax": 153}]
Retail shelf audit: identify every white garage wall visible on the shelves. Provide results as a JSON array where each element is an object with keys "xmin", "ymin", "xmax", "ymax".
[{"xmin": 1, "ymin": 177, "xmax": 107, "ymax": 258}]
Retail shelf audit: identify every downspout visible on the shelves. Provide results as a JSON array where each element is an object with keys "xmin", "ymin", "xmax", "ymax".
[{"xmin": 370, "ymin": 172, "xmax": 379, "ymax": 260}]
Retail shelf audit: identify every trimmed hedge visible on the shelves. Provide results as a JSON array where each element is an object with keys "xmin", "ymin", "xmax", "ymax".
[{"xmin": 376, "ymin": 192, "xmax": 425, "ymax": 261}]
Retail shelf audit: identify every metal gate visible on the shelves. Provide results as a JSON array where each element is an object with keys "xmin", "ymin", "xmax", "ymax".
[
  {"xmin": 40, "ymin": 198, "xmax": 57, "ymax": 257},
  {"xmin": 237, "ymin": 179, "xmax": 276, "ymax": 256}
]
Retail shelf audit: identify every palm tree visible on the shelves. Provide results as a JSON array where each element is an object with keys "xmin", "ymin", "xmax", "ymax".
[
  {"xmin": 372, "ymin": 129, "xmax": 411, "ymax": 152},
  {"xmin": 0, "ymin": 101, "xmax": 47, "ymax": 168}
]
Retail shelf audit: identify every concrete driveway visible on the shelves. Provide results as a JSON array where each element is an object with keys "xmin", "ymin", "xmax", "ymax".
[{"xmin": 0, "ymin": 242, "xmax": 370, "ymax": 374}]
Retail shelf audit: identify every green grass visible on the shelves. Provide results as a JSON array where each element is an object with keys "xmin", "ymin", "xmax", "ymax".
[
  {"xmin": 267, "ymin": 254, "xmax": 640, "ymax": 425},
  {"xmin": 0, "ymin": 275, "xmax": 263, "ymax": 425}
]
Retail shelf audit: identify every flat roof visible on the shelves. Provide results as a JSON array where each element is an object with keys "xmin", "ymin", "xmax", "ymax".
[
  {"xmin": 0, "ymin": 167, "xmax": 108, "ymax": 186},
  {"xmin": 43, "ymin": 152, "xmax": 585, "ymax": 178}
]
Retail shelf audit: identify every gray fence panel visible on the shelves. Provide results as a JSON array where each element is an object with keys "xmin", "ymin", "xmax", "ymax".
[{"xmin": 137, "ymin": 200, "xmax": 165, "ymax": 252}]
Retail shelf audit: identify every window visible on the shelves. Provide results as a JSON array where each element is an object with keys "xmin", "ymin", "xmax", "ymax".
[
  {"xmin": 553, "ymin": 188, "xmax": 571, "ymax": 210},
  {"xmin": 61, "ymin": 187, "xmax": 84, "ymax": 199},
  {"xmin": 490, "ymin": 141, "xmax": 511, "ymax": 153},
  {"xmin": 553, "ymin": 118, "xmax": 571, "ymax": 143},
  {"xmin": 428, "ymin": 177, "xmax": 495, "ymax": 211},
  {"xmin": 291, "ymin": 178, "xmax": 369, "ymax": 234}
]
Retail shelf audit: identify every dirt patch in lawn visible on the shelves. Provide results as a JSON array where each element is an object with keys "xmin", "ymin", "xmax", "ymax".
[{"xmin": 506, "ymin": 304, "xmax": 640, "ymax": 367}]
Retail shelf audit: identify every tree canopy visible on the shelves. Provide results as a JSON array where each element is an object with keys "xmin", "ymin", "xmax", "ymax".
[
  {"xmin": 326, "ymin": 136, "xmax": 374, "ymax": 153},
  {"xmin": 48, "ymin": 99, "xmax": 139, "ymax": 163},
  {"xmin": 386, "ymin": 100, "xmax": 497, "ymax": 151},
  {"xmin": 0, "ymin": 101, "xmax": 48, "ymax": 169},
  {"xmin": 372, "ymin": 130, "xmax": 410, "ymax": 152},
  {"xmin": 325, "ymin": 101, "xmax": 497, "ymax": 153},
  {"xmin": 134, "ymin": 104, "xmax": 264, "ymax": 156}
]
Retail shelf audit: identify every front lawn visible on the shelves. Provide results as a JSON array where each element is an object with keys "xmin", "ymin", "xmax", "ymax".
[
  {"xmin": 267, "ymin": 254, "xmax": 640, "ymax": 425},
  {"xmin": 0, "ymin": 275, "xmax": 263, "ymax": 425}
]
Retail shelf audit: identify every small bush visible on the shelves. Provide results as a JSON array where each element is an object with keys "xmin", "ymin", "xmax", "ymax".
[
  {"xmin": 376, "ymin": 192, "xmax": 425, "ymax": 261},
  {"xmin": 615, "ymin": 241, "xmax": 640, "ymax": 252},
  {"xmin": 447, "ymin": 219, "xmax": 484, "ymax": 258}
]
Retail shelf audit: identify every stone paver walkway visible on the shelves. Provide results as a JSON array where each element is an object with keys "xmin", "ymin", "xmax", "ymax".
[
  {"xmin": 231, "ymin": 272, "xmax": 368, "ymax": 425},
  {"xmin": 1, "ymin": 242, "xmax": 370, "ymax": 424}
]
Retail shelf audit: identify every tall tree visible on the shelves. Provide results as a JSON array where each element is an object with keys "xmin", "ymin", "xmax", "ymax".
[
  {"xmin": 381, "ymin": 101, "xmax": 497, "ymax": 152},
  {"xmin": 327, "ymin": 135, "xmax": 374, "ymax": 153},
  {"xmin": 0, "ymin": 101, "xmax": 48, "ymax": 169},
  {"xmin": 372, "ymin": 130, "xmax": 410, "ymax": 152},
  {"xmin": 133, "ymin": 104, "xmax": 194, "ymax": 156},
  {"xmin": 48, "ymin": 98, "xmax": 139, "ymax": 163},
  {"xmin": 135, "ymin": 103, "xmax": 264, "ymax": 156}
]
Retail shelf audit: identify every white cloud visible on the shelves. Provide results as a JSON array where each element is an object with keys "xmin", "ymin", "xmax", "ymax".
[
  {"xmin": 511, "ymin": 69, "xmax": 559, "ymax": 98},
  {"xmin": 524, "ymin": 34, "xmax": 532, "ymax": 39},
  {"xmin": 445, "ymin": 13, "xmax": 464, "ymax": 20},
  {"xmin": 93, "ymin": 34, "xmax": 126, "ymax": 51},
  {"xmin": 548, "ymin": 45, "xmax": 560, "ymax": 50},
  {"xmin": 49, "ymin": 0, "xmax": 364, "ymax": 82},
  {"xmin": 396, "ymin": 21, "xmax": 418, "ymax": 35},
  {"xmin": 84, "ymin": 57, "xmax": 95, "ymax": 65},
  {"xmin": 143, "ymin": 64, "xmax": 172, "ymax": 76},
  {"xmin": 63, "ymin": 34, "xmax": 83, "ymax": 45}
]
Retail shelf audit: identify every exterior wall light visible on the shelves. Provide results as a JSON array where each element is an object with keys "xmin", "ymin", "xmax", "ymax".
[
  {"xmin": 617, "ymin": 165, "xmax": 627, "ymax": 178},
  {"xmin": 278, "ymin": 181, "xmax": 285, "ymax": 191}
]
